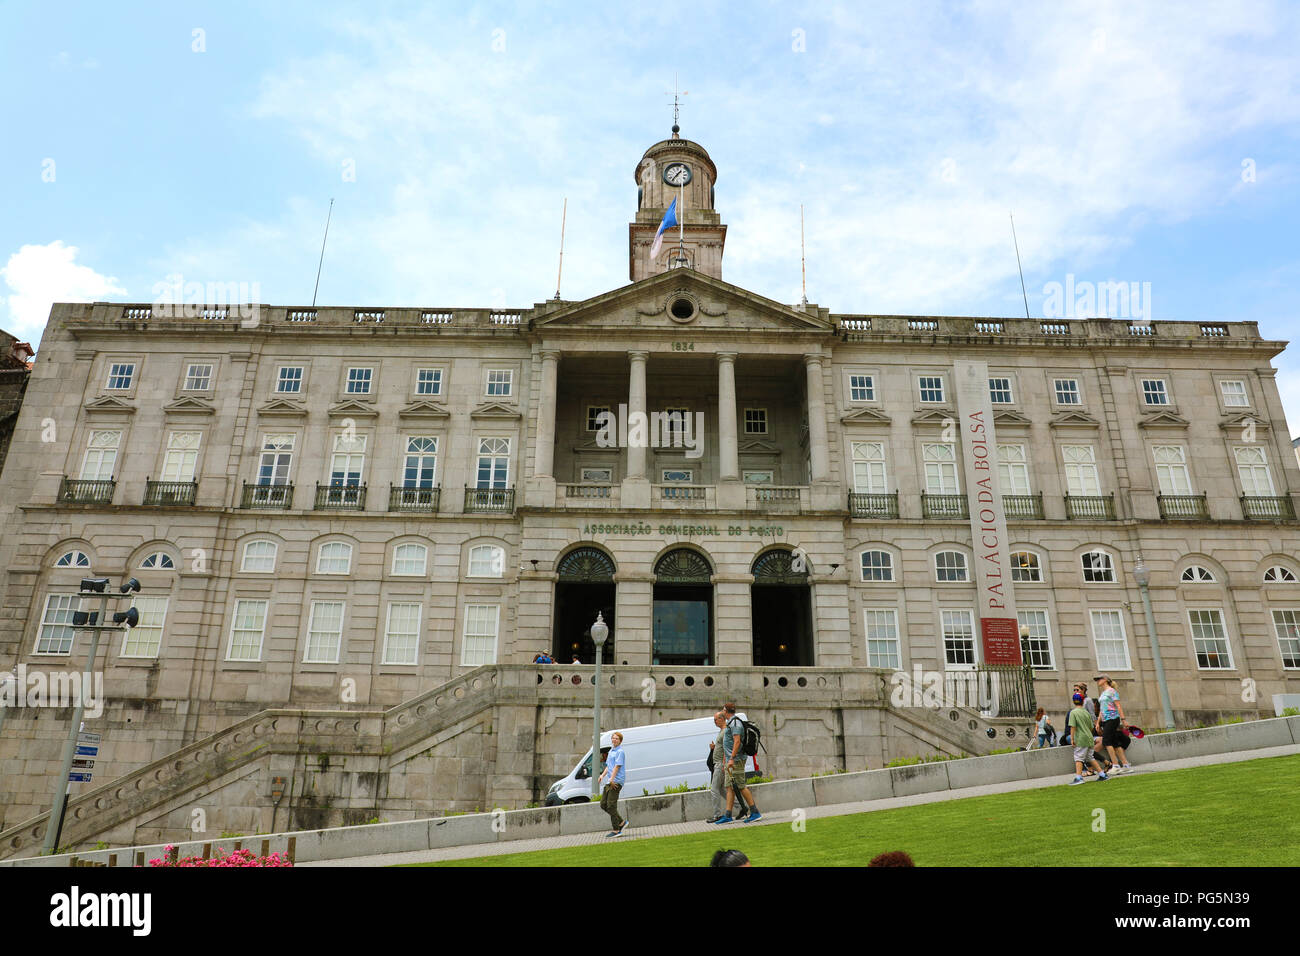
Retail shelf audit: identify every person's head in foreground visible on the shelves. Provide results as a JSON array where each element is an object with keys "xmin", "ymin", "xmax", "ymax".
[
  {"xmin": 611, "ymin": 732, "xmax": 623, "ymax": 746},
  {"xmin": 867, "ymin": 851, "xmax": 915, "ymax": 867},
  {"xmin": 710, "ymin": 849, "xmax": 751, "ymax": 867}
]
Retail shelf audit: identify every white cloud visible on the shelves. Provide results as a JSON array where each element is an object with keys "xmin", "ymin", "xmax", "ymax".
[{"xmin": 0, "ymin": 242, "xmax": 126, "ymax": 347}]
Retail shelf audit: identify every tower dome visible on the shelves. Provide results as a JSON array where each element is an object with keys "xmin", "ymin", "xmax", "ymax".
[{"xmin": 629, "ymin": 127, "xmax": 727, "ymax": 281}]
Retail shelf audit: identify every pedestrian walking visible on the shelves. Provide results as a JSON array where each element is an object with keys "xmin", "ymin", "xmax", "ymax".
[
  {"xmin": 1067, "ymin": 693, "xmax": 1110, "ymax": 785},
  {"xmin": 1070, "ymin": 681, "xmax": 1111, "ymax": 771},
  {"xmin": 705, "ymin": 710, "xmax": 751, "ymax": 823},
  {"xmin": 1095, "ymin": 676, "xmax": 1134, "ymax": 772},
  {"xmin": 1032, "ymin": 707, "xmax": 1054, "ymax": 749},
  {"xmin": 712, "ymin": 702, "xmax": 761, "ymax": 824},
  {"xmin": 598, "ymin": 731, "xmax": 629, "ymax": 836}
]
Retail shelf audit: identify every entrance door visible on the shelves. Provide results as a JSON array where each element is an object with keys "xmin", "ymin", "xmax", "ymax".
[
  {"xmin": 552, "ymin": 547, "xmax": 617, "ymax": 663},
  {"xmin": 750, "ymin": 585, "xmax": 813, "ymax": 666},
  {"xmin": 652, "ymin": 589, "xmax": 712, "ymax": 665}
]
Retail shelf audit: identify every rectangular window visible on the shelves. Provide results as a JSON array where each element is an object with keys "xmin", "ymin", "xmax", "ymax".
[
  {"xmin": 461, "ymin": 604, "xmax": 500, "ymax": 666},
  {"xmin": 851, "ymin": 442, "xmax": 887, "ymax": 494},
  {"xmin": 1141, "ymin": 379, "xmax": 1169, "ymax": 405},
  {"xmin": 475, "ymin": 437, "xmax": 510, "ymax": 489},
  {"xmin": 664, "ymin": 407, "xmax": 690, "ymax": 438},
  {"xmin": 743, "ymin": 470, "xmax": 773, "ymax": 484},
  {"xmin": 184, "ymin": 363, "xmax": 213, "ymax": 391},
  {"xmin": 988, "ymin": 377, "xmax": 1014, "ymax": 404},
  {"xmin": 849, "ymin": 374, "xmax": 875, "ymax": 402},
  {"xmin": 257, "ymin": 434, "xmax": 295, "ymax": 485},
  {"xmin": 485, "ymin": 369, "xmax": 513, "ymax": 397},
  {"xmin": 35, "ymin": 594, "xmax": 79, "ymax": 655},
  {"xmin": 240, "ymin": 541, "xmax": 277, "ymax": 573},
  {"xmin": 106, "ymin": 362, "xmax": 135, "ymax": 390},
  {"xmin": 860, "ymin": 551, "xmax": 894, "ymax": 582},
  {"xmin": 1054, "ymin": 379, "xmax": 1081, "ymax": 405},
  {"xmin": 80, "ymin": 430, "xmax": 121, "ymax": 480},
  {"xmin": 161, "ymin": 431, "xmax": 202, "ymax": 483},
  {"xmin": 329, "ymin": 433, "xmax": 367, "ymax": 487},
  {"xmin": 1090, "ymin": 609, "xmax": 1131, "ymax": 670},
  {"xmin": 942, "ymin": 610, "xmax": 976, "ymax": 667},
  {"xmin": 415, "ymin": 368, "xmax": 443, "ymax": 396},
  {"xmin": 1011, "ymin": 552, "xmax": 1042, "ymax": 583},
  {"xmin": 997, "ymin": 444, "xmax": 1031, "ymax": 495},
  {"xmin": 1235, "ymin": 446, "xmax": 1275, "ymax": 497},
  {"xmin": 1219, "ymin": 380, "xmax": 1249, "ymax": 407},
  {"xmin": 586, "ymin": 406, "xmax": 611, "ymax": 431},
  {"xmin": 304, "ymin": 601, "xmax": 345, "ymax": 664},
  {"xmin": 382, "ymin": 602, "xmax": 422, "ymax": 665},
  {"xmin": 346, "ymin": 367, "xmax": 373, "ymax": 394},
  {"xmin": 1062, "ymin": 444, "xmax": 1100, "ymax": 496},
  {"xmin": 863, "ymin": 609, "xmax": 901, "ymax": 669},
  {"xmin": 743, "ymin": 408, "xmax": 768, "ymax": 434},
  {"xmin": 122, "ymin": 596, "xmax": 168, "ymax": 658},
  {"xmin": 918, "ymin": 376, "xmax": 945, "ymax": 403},
  {"xmin": 1017, "ymin": 609, "xmax": 1054, "ymax": 669},
  {"xmin": 1152, "ymin": 445, "xmax": 1192, "ymax": 495},
  {"xmin": 581, "ymin": 467, "xmax": 613, "ymax": 483},
  {"xmin": 1189, "ymin": 609, "xmax": 1233, "ymax": 669},
  {"xmin": 661, "ymin": 469, "xmax": 693, "ymax": 483},
  {"xmin": 403, "ymin": 436, "xmax": 438, "ymax": 488},
  {"xmin": 1272, "ymin": 609, "xmax": 1300, "ymax": 668},
  {"xmin": 226, "ymin": 599, "xmax": 268, "ymax": 661},
  {"xmin": 276, "ymin": 366, "xmax": 303, "ymax": 393},
  {"xmin": 922, "ymin": 443, "xmax": 960, "ymax": 494},
  {"xmin": 1082, "ymin": 551, "xmax": 1116, "ymax": 583}
]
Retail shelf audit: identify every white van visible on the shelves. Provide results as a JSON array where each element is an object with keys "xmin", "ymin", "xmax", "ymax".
[{"xmin": 544, "ymin": 715, "xmax": 755, "ymax": 806}]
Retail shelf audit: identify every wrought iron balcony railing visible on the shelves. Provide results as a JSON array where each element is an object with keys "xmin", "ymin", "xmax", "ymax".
[
  {"xmin": 58, "ymin": 477, "xmax": 115, "ymax": 505},
  {"xmin": 240, "ymin": 482, "xmax": 294, "ymax": 509},
  {"xmin": 1002, "ymin": 493, "xmax": 1044, "ymax": 520},
  {"xmin": 1241, "ymin": 495, "xmax": 1296, "ymax": 521},
  {"xmin": 143, "ymin": 479, "xmax": 197, "ymax": 506},
  {"xmin": 848, "ymin": 492, "xmax": 899, "ymax": 518},
  {"xmin": 315, "ymin": 482, "xmax": 367, "ymax": 511},
  {"xmin": 389, "ymin": 485, "xmax": 441, "ymax": 512},
  {"xmin": 921, "ymin": 493, "xmax": 968, "ymax": 519},
  {"xmin": 465, "ymin": 486, "xmax": 515, "ymax": 513},
  {"xmin": 1158, "ymin": 493, "xmax": 1208, "ymax": 520},
  {"xmin": 1064, "ymin": 494, "xmax": 1115, "ymax": 520}
]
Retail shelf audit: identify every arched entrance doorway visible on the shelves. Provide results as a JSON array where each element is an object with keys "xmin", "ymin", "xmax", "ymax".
[
  {"xmin": 653, "ymin": 548, "xmax": 713, "ymax": 665},
  {"xmin": 553, "ymin": 546, "xmax": 616, "ymax": 663},
  {"xmin": 750, "ymin": 548, "xmax": 814, "ymax": 666}
]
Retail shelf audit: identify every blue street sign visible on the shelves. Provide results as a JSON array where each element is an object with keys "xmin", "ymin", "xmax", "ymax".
[
  {"xmin": 75, "ymin": 746, "xmax": 98, "ymax": 757},
  {"xmin": 68, "ymin": 772, "xmax": 92, "ymax": 783}
]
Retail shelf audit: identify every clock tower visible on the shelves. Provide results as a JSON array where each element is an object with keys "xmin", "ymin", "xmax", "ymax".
[{"xmin": 629, "ymin": 125, "xmax": 727, "ymax": 281}]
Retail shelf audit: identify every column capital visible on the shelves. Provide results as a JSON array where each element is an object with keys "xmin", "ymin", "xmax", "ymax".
[
  {"xmin": 539, "ymin": 349, "xmax": 562, "ymax": 363},
  {"xmin": 802, "ymin": 353, "xmax": 825, "ymax": 368},
  {"xmin": 628, "ymin": 350, "xmax": 650, "ymax": 363},
  {"xmin": 716, "ymin": 351, "xmax": 738, "ymax": 364}
]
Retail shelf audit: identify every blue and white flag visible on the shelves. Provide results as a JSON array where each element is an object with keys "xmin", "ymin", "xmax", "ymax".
[{"xmin": 649, "ymin": 197, "xmax": 678, "ymax": 259}]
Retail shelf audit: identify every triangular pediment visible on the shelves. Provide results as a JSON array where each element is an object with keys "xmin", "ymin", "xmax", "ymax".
[
  {"xmin": 161, "ymin": 396, "xmax": 215, "ymax": 416},
  {"xmin": 83, "ymin": 396, "xmax": 136, "ymax": 415},
  {"xmin": 911, "ymin": 409, "xmax": 957, "ymax": 427},
  {"xmin": 993, "ymin": 410, "xmax": 1033, "ymax": 426},
  {"xmin": 738, "ymin": 438, "xmax": 782, "ymax": 454},
  {"xmin": 572, "ymin": 438, "xmax": 620, "ymax": 453},
  {"xmin": 397, "ymin": 400, "xmax": 451, "ymax": 420},
  {"xmin": 1219, "ymin": 413, "xmax": 1270, "ymax": 433},
  {"xmin": 532, "ymin": 269, "xmax": 833, "ymax": 334},
  {"xmin": 1137, "ymin": 411, "xmax": 1190, "ymax": 429},
  {"xmin": 1049, "ymin": 411, "xmax": 1101, "ymax": 429},
  {"xmin": 470, "ymin": 401, "xmax": 522, "ymax": 420},
  {"xmin": 256, "ymin": 398, "xmax": 307, "ymax": 417},
  {"xmin": 840, "ymin": 407, "xmax": 892, "ymax": 425},
  {"xmin": 327, "ymin": 400, "xmax": 379, "ymax": 418}
]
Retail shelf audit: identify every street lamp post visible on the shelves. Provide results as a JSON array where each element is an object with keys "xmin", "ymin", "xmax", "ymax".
[
  {"xmin": 590, "ymin": 612, "xmax": 609, "ymax": 800},
  {"xmin": 1133, "ymin": 557, "xmax": 1176, "ymax": 730}
]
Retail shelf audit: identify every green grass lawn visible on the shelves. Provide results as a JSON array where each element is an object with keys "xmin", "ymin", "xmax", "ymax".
[{"xmin": 416, "ymin": 754, "xmax": 1300, "ymax": 867}]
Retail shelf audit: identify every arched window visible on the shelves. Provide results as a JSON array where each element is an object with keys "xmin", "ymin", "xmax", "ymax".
[
  {"xmin": 468, "ymin": 545, "xmax": 505, "ymax": 577},
  {"xmin": 1181, "ymin": 566, "xmax": 1216, "ymax": 583},
  {"xmin": 1264, "ymin": 566, "xmax": 1297, "ymax": 583},
  {"xmin": 55, "ymin": 550, "xmax": 90, "ymax": 568},
  {"xmin": 1081, "ymin": 550, "xmax": 1116, "ymax": 583},
  {"xmin": 1010, "ymin": 551, "xmax": 1041, "ymax": 583},
  {"xmin": 751, "ymin": 548, "xmax": 809, "ymax": 585},
  {"xmin": 316, "ymin": 542, "xmax": 353, "ymax": 575},
  {"xmin": 654, "ymin": 549, "xmax": 712, "ymax": 583},
  {"xmin": 556, "ymin": 547, "xmax": 615, "ymax": 581},
  {"xmin": 934, "ymin": 551, "xmax": 968, "ymax": 583},
  {"xmin": 241, "ymin": 541, "xmax": 277, "ymax": 573},
  {"xmin": 392, "ymin": 543, "xmax": 428, "ymax": 576},
  {"xmin": 860, "ymin": 550, "xmax": 894, "ymax": 582},
  {"xmin": 139, "ymin": 552, "xmax": 175, "ymax": 570}
]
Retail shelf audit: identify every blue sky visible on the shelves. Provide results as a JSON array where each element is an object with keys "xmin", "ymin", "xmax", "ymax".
[{"xmin": 3, "ymin": 1, "xmax": 1299, "ymax": 433}]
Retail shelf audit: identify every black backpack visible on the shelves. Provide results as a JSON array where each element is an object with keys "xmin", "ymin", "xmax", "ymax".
[{"xmin": 729, "ymin": 716, "xmax": 765, "ymax": 757}]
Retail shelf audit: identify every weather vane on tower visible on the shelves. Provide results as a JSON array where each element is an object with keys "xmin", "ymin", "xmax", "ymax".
[{"xmin": 667, "ymin": 73, "xmax": 687, "ymax": 135}]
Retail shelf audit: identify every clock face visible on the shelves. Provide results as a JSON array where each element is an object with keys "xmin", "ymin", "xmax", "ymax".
[{"xmin": 663, "ymin": 162, "xmax": 692, "ymax": 186}]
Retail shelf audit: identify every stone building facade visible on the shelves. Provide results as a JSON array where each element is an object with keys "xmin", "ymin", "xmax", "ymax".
[{"xmin": 2, "ymin": 130, "xmax": 1299, "ymax": 831}]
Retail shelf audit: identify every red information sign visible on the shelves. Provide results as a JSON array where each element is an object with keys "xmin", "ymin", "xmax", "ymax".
[{"xmin": 981, "ymin": 617, "xmax": 1022, "ymax": 665}]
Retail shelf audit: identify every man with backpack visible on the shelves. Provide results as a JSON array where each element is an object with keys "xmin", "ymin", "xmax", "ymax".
[{"xmin": 711, "ymin": 702, "xmax": 762, "ymax": 824}]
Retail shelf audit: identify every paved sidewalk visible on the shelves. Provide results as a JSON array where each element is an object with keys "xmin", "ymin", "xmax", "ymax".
[{"xmin": 300, "ymin": 743, "xmax": 1299, "ymax": 866}]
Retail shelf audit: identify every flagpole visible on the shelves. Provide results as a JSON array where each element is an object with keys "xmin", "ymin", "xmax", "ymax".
[{"xmin": 677, "ymin": 180, "xmax": 685, "ymax": 267}]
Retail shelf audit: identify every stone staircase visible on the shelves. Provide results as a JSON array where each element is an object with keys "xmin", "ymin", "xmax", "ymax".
[{"xmin": 0, "ymin": 664, "xmax": 1017, "ymax": 859}]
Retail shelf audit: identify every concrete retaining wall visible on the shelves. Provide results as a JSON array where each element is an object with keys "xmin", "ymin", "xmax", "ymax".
[{"xmin": 7, "ymin": 715, "xmax": 1296, "ymax": 867}]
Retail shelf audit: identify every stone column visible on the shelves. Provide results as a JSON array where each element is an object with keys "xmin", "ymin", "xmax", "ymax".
[
  {"xmin": 717, "ymin": 352, "xmax": 740, "ymax": 482},
  {"xmin": 621, "ymin": 351, "xmax": 651, "ymax": 508},
  {"xmin": 804, "ymin": 354, "xmax": 831, "ymax": 483},
  {"xmin": 533, "ymin": 350, "xmax": 560, "ymax": 478}
]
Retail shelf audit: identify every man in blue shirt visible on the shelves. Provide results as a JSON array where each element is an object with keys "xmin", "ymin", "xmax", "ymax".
[{"xmin": 598, "ymin": 731, "xmax": 628, "ymax": 836}]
